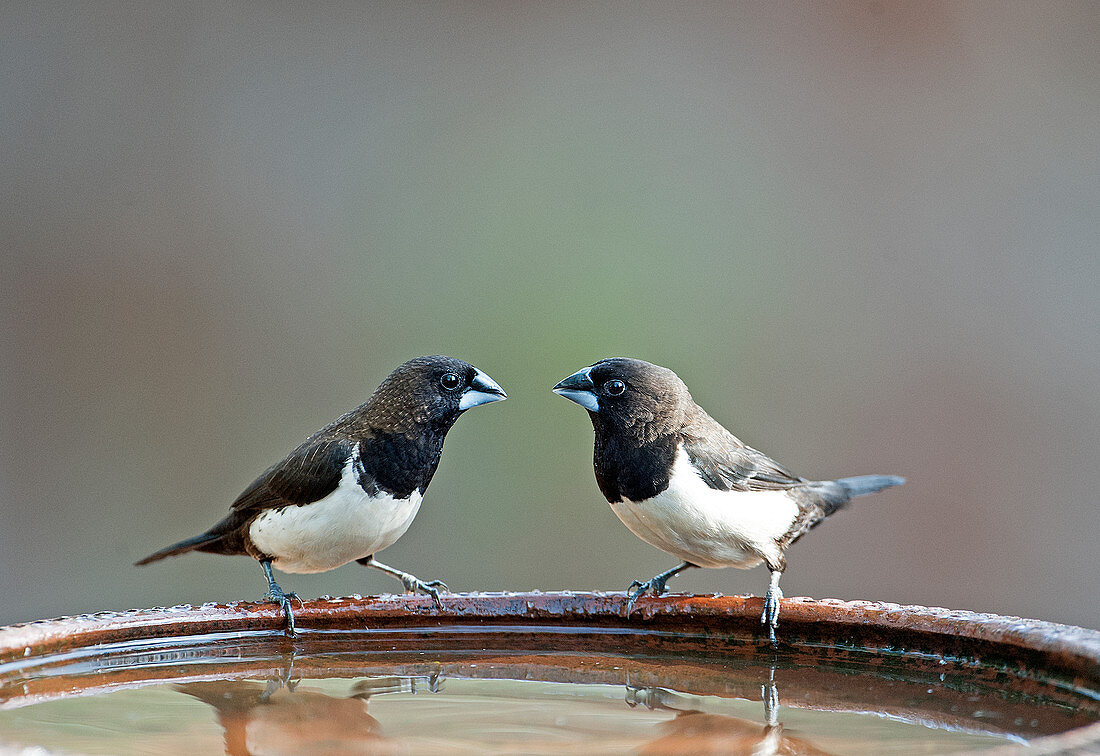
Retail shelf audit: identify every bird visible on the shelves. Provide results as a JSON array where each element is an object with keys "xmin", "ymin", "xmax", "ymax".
[
  {"xmin": 552, "ymin": 357, "xmax": 903, "ymax": 643},
  {"xmin": 175, "ymin": 672, "xmax": 439, "ymax": 756},
  {"xmin": 629, "ymin": 682, "xmax": 832, "ymax": 756},
  {"xmin": 176, "ymin": 680, "xmax": 386, "ymax": 755},
  {"xmin": 136, "ymin": 355, "xmax": 506, "ymax": 634}
]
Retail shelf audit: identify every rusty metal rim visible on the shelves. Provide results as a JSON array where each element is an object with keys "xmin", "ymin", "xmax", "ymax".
[
  {"xmin": 2, "ymin": 592, "xmax": 1098, "ymax": 754},
  {"xmin": 3, "ymin": 592, "xmax": 1098, "ymax": 670}
]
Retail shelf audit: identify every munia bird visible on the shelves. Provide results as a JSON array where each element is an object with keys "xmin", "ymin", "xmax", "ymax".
[
  {"xmin": 137, "ymin": 355, "xmax": 506, "ymax": 633},
  {"xmin": 554, "ymin": 358, "xmax": 903, "ymax": 642}
]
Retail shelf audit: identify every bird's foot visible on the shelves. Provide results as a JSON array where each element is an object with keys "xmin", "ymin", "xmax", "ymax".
[
  {"xmin": 262, "ymin": 654, "xmax": 300, "ymax": 701},
  {"xmin": 762, "ymin": 678, "xmax": 780, "ymax": 727},
  {"xmin": 625, "ymin": 686, "xmax": 680, "ymax": 711},
  {"xmin": 263, "ymin": 585, "xmax": 303, "ymax": 636},
  {"xmin": 761, "ymin": 585, "xmax": 783, "ymax": 645},
  {"xmin": 625, "ymin": 575, "xmax": 668, "ymax": 615},
  {"xmin": 624, "ymin": 562, "xmax": 693, "ymax": 616},
  {"xmin": 411, "ymin": 670, "xmax": 443, "ymax": 695},
  {"xmin": 398, "ymin": 573, "xmax": 448, "ymax": 611}
]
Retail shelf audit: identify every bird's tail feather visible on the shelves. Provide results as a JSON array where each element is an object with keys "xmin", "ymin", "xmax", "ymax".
[
  {"xmin": 134, "ymin": 531, "xmax": 222, "ymax": 566},
  {"xmin": 836, "ymin": 474, "xmax": 905, "ymax": 498}
]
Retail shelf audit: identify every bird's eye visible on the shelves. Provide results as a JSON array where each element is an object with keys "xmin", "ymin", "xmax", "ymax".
[
  {"xmin": 440, "ymin": 373, "xmax": 462, "ymax": 391},
  {"xmin": 605, "ymin": 379, "xmax": 626, "ymax": 396}
]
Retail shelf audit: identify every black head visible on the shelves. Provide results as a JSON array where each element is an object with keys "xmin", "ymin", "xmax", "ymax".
[
  {"xmin": 552, "ymin": 358, "xmax": 692, "ymax": 441},
  {"xmin": 363, "ymin": 355, "xmax": 506, "ymax": 434}
]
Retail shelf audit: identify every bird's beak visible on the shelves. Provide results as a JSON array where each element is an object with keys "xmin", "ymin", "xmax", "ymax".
[
  {"xmin": 458, "ymin": 369, "xmax": 507, "ymax": 410},
  {"xmin": 552, "ymin": 367, "xmax": 599, "ymax": 412}
]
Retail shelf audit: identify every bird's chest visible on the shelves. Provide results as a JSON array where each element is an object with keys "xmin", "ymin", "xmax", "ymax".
[
  {"xmin": 359, "ymin": 433, "xmax": 442, "ymax": 500},
  {"xmin": 248, "ymin": 468, "xmax": 422, "ymax": 574},
  {"xmin": 607, "ymin": 449, "xmax": 799, "ymax": 569}
]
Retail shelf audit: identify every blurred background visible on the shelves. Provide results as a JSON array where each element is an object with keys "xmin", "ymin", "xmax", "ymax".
[{"xmin": 1, "ymin": 2, "xmax": 1097, "ymax": 630}]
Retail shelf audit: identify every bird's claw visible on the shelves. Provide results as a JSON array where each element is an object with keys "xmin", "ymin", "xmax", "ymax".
[
  {"xmin": 400, "ymin": 575, "xmax": 448, "ymax": 610},
  {"xmin": 625, "ymin": 576, "xmax": 667, "ymax": 615},
  {"xmin": 762, "ymin": 680, "xmax": 780, "ymax": 725},
  {"xmin": 419, "ymin": 583, "xmax": 446, "ymax": 611},
  {"xmin": 625, "ymin": 686, "xmax": 680, "ymax": 711},
  {"xmin": 263, "ymin": 588, "xmax": 301, "ymax": 606},
  {"xmin": 263, "ymin": 588, "xmax": 301, "ymax": 636},
  {"xmin": 412, "ymin": 671, "xmax": 443, "ymax": 695},
  {"xmin": 762, "ymin": 586, "xmax": 783, "ymax": 645},
  {"xmin": 262, "ymin": 659, "xmax": 300, "ymax": 701}
]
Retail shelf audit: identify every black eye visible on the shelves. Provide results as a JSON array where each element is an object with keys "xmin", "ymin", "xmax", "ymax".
[
  {"xmin": 440, "ymin": 373, "xmax": 461, "ymax": 391},
  {"xmin": 605, "ymin": 379, "xmax": 626, "ymax": 396}
]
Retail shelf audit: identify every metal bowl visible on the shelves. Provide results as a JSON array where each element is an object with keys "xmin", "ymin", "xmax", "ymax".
[{"xmin": 2, "ymin": 592, "xmax": 1098, "ymax": 754}]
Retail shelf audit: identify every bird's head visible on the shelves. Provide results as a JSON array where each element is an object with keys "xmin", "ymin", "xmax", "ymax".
[
  {"xmin": 553, "ymin": 358, "xmax": 692, "ymax": 441},
  {"xmin": 369, "ymin": 355, "xmax": 506, "ymax": 433}
]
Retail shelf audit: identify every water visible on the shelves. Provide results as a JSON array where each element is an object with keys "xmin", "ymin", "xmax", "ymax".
[{"xmin": 1, "ymin": 624, "xmax": 1096, "ymax": 754}]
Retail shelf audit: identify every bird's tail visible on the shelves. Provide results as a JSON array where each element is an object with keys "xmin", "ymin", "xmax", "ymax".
[
  {"xmin": 134, "ymin": 531, "xmax": 222, "ymax": 566},
  {"xmin": 836, "ymin": 474, "xmax": 905, "ymax": 498}
]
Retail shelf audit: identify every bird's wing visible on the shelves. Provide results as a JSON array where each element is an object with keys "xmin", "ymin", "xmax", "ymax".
[
  {"xmin": 681, "ymin": 413, "xmax": 805, "ymax": 492},
  {"xmin": 229, "ymin": 437, "xmax": 357, "ymax": 514},
  {"xmin": 135, "ymin": 436, "xmax": 361, "ymax": 563}
]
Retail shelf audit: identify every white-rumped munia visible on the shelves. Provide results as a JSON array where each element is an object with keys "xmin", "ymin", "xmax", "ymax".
[
  {"xmin": 553, "ymin": 357, "xmax": 903, "ymax": 642},
  {"xmin": 137, "ymin": 355, "xmax": 506, "ymax": 634}
]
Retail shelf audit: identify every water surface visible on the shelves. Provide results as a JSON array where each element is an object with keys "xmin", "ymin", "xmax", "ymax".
[{"xmin": 1, "ymin": 623, "xmax": 1095, "ymax": 754}]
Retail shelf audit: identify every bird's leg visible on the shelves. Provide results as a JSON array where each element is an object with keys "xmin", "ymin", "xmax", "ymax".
[
  {"xmin": 762, "ymin": 569, "xmax": 784, "ymax": 644},
  {"xmin": 358, "ymin": 556, "xmax": 448, "ymax": 610},
  {"xmin": 761, "ymin": 664, "xmax": 779, "ymax": 728},
  {"xmin": 262, "ymin": 651, "xmax": 299, "ymax": 701},
  {"xmin": 625, "ymin": 686, "xmax": 686, "ymax": 711},
  {"xmin": 759, "ymin": 664, "xmax": 783, "ymax": 749},
  {"xmin": 260, "ymin": 559, "xmax": 302, "ymax": 637},
  {"xmin": 626, "ymin": 561, "xmax": 694, "ymax": 615}
]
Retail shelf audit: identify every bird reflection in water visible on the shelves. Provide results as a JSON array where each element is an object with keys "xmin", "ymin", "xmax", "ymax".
[
  {"xmin": 628, "ymin": 671, "xmax": 831, "ymax": 756},
  {"xmin": 175, "ymin": 658, "xmax": 440, "ymax": 756}
]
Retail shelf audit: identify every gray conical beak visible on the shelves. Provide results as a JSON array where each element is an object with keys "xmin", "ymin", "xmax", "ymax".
[
  {"xmin": 552, "ymin": 367, "xmax": 599, "ymax": 412},
  {"xmin": 458, "ymin": 369, "xmax": 507, "ymax": 410}
]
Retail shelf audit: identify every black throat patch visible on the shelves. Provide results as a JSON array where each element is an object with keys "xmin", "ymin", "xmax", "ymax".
[
  {"xmin": 356, "ymin": 429, "xmax": 446, "ymax": 500},
  {"xmin": 592, "ymin": 423, "xmax": 679, "ymax": 503}
]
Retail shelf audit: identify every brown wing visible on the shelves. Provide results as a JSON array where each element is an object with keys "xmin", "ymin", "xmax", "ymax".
[
  {"xmin": 136, "ymin": 437, "xmax": 357, "ymax": 563},
  {"xmin": 229, "ymin": 437, "xmax": 355, "ymax": 515},
  {"xmin": 681, "ymin": 411, "xmax": 805, "ymax": 492}
]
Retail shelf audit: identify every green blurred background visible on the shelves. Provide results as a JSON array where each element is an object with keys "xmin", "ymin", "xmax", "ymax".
[{"xmin": 2, "ymin": 2, "xmax": 1097, "ymax": 630}]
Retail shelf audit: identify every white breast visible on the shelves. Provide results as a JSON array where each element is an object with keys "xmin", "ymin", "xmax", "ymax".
[
  {"xmin": 248, "ymin": 451, "xmax": 422, "ymax": 574},
  {"xmin": 608, "ymin": 445, "xmax": 799, "ymax": 569}
]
